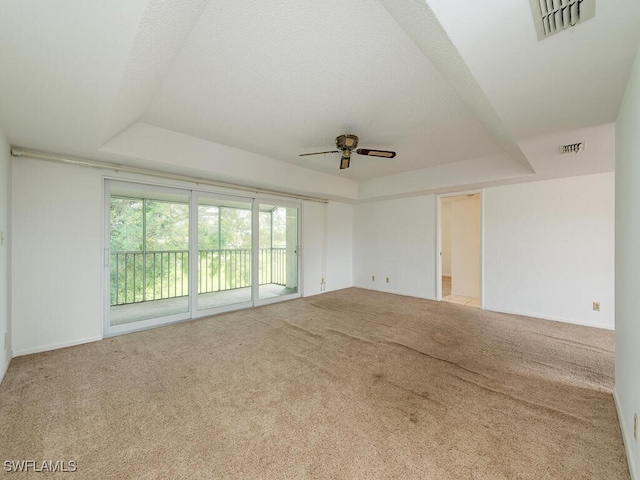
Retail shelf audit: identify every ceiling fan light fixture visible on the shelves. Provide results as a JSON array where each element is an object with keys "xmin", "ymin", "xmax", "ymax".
[
  {"xmin": 336, "ymin": 134, "xmax": 359, "ymax": 151},
  {"xmin": 299, "ymin": 133, "xmax": 396, "ymax": 170}
]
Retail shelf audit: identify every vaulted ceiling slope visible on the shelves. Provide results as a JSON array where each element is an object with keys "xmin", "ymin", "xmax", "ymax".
[{"xmin": 1, "ymin": 0, "xmax": 638, "ymax": 201}]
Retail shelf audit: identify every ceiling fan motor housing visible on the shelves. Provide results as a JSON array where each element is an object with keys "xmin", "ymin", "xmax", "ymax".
[
  {"xmin": 335, "ymin": 134, "xmax": 359, "ymax": 152},
  {"xmin": 336, "ymin": 134, "xmax": 358, "ymax": 169},
  {"xmin": 299, "ymin": 133, "xmax": 395, "ymax": 170}
]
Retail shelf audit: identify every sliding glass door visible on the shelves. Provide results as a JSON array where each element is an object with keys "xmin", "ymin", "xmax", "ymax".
[
  {"xmin": 108, "ymin": 183, "xmax": 190, "ymax": 332},
  {"xmin": 257, "ymin": 203, "xmax": 299, "ymax": 303},
  {"xmin": 106, "ymin": 181, "xmax": 301, "ymax": 335},
  {"xmin": 194, "ymin": 194, "xmax": 253, "ymax": 315}
]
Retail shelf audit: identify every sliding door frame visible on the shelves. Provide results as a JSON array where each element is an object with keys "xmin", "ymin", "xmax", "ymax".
[
  {"xmin": 104, "ymin": 180, "xmax": 193, "ymax": 336},
  {"xmin": 253, "ymin": 198, "xmax": 303, "ymax": 307},
  {"xmin": 189, "ymin": 191, "xmax": 255, "ymax": 320},
  {"xmin": 104, "ymin": 179, "xmax": 304, "ymax": 337}
]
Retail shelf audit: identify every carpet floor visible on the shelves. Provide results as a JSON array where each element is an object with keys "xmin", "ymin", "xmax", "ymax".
[{"xmin": 0, "ymin": 288, "xmax": 628, "ymax": 479}]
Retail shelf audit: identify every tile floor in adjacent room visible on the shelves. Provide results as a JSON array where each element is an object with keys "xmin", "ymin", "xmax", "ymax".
[{"xmin": 441, "ymin": 276, "xmax": 480, "ymax": 308}]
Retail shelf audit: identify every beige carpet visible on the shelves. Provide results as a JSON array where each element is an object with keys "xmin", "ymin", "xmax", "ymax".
[{"xmin": 0, "ymin": 288, "xmax": 628, "ymax": 479}]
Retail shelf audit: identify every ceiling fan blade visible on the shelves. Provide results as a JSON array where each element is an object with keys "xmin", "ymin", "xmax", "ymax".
[
  {"xmin": 356, "ymin": 148, "xmax": 396, "ymax": 158},
  {"xmin": 299, "ymin": 150, "xmax": 339, "ymax": 157},
  {"xmin": 339, "ymin": 155, "xmax": 351, "ymax": 169}
]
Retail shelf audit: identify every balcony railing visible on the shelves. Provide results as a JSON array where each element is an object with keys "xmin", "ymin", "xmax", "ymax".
[{"xmin": 110, "ymin": 248, "xmax": 287, "ymax": 306}]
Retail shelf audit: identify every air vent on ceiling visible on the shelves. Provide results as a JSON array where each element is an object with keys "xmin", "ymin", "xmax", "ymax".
[
  {"xmin": 529, "ymin": 0, "xmax": 595, "ymax": 41},
  {"xmin": 560, "ymin": 142, "xmax": 584, "ymax": 154}
]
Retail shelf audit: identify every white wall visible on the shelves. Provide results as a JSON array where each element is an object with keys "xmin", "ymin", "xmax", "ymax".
[
  {"xmin": 325, "ymin": 202, "xmax": 353, "ymax": 292},
  {"xmin": 440, "ymin": 200, "xmax": 451, "ymax": 276},
  {"xmin": 0, "ymin": 127, "xmax": 11, "ymax": 382},
  {"xmin": 352, "ymin": 173, "xmax": 614, "ymax": 330},
  {"xmin": 483, "ymin": 172, "xmax": 615, "ymax": 329},
  {"xmin": 302, "ymin": 201, "xmax": 353, "ymax": 297},
  {"xmin": 12, "ymin": 158, "xmax": 104, "ymax": 355},
  {"xmin": 353, "ymin": 196, "xmax": 437, "ymax": 299},
  {"xmin": 451, "ymin": 195, "xmax": 480, "ymax": 298},
  {"xmin": 302, "ymin": 201, "xmax": 324, "ymax": 297},
  {"xmin": 11, "ymin": 159, "xmax": 353, "ymax": 354},
  {"xmin": 615, "ymin": 45, "xmax": 640, "ymax": 480}
]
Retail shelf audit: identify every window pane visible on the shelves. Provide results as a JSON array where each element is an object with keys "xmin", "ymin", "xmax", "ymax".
[
  {"xmin": 196, "ymin": 197, "xmax": 252, "ymax": 312},
  {"xmin": 110, "ymin": 197, "xmax": 143, "ymax": 252},
  {"xmin": 258, "ymin": 204, "xmax": 298, "ymax": 300},
  {"xmin": 109, "ymin": 191, "xmax": 189, "ymax": 327},
  {"xmin": 145, "ymin": 200, "xmax": 190, "ymax": 251}
]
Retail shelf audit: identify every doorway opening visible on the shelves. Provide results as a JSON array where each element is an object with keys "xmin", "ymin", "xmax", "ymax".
[{"xmin": 438, "ymin": 193, "xmax": 481, "ymax": 308}]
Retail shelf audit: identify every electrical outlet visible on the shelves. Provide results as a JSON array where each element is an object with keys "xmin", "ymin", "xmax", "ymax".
[
  {"xmin": 592, "ymin": 302, "xmax": 600, "ymax": 312},
  {"xmin": 372, "ymin": 275, "xmax": 375, "ymax": 281},
  {"xmin": 634, "ymin": 413, "xmax": 638, "ymax": 441},
  {"xmin": 386, "ymin": 277, "xmax": 389, "ymax": 283}
]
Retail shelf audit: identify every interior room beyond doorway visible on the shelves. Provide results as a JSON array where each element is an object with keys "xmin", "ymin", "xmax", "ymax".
[{"xmin": 440, "ymin": 194, "xmax": 481, "ymax": 308}]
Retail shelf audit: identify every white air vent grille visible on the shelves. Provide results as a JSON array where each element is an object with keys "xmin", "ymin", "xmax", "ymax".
[
  {"xmin": 530, "ymin": 0, "xmax": 595, "ymax": 40},
  {"xmin": 560, "ymin": 142, "xmax": 584, "ymax": 154}
]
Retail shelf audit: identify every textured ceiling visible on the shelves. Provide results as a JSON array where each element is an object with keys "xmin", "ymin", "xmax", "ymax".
[
  {"xmin": 141, "ymin": 0, "xmax": 506, "ymax": 180},
  {"xmin": 103, "ymin": 0, "xmax": 210, "ymax": 142},
  {"xmin": 0, "ymin": 0, "xmax": 149, "ymax": 155},
  {"xmin": 428, "ymin": 0, "xmax": 640, "ymax": 140},
  {"xmin": 0, "ymin": 0, "xmax": 638, "ymax": 199}
]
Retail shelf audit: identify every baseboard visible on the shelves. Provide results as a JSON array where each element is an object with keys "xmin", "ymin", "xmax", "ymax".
[
  {"xmin": 0, "ymin": 353, "xmax": 11, "ymax": 385},
  {"xmin": 13, "ymin": 335, "xmax": 103, "ymax": 357},
  {"xmin": 353, "ymin": 284, "xmax": 436, "ymax": 301},
  {"xmin": 323, "ymin": 283, "xmax": 354, "ymax": 294},
  {"xmin": 614, "ymin": 388, "xmax": 638, "ymax": 480},
  {"xmin": 346, "ymin": 290, "xmax": 611, "ymax": 329},
  {"xmin": 482, "ymin": 305, "xmax": 614, "ymax": 330}
]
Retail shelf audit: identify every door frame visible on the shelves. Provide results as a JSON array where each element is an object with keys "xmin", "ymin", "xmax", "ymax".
[
  {"xmin": 436, "ymin": 189, "xmax": 484, "ymax": 307},
  {"xmin": 104, "ymin": 179, "xmax": 304, "ymax": 337},
  {"xmin": 253, "ymin": 197, "xmax": 303, "ymax": 307},
  {"xmin": 104, "ymin": 180, "xmax": 193, "ymax": 336},
  {"xmin": 190, "ymin": 190, "xmax": 256, "ymax": 320}
]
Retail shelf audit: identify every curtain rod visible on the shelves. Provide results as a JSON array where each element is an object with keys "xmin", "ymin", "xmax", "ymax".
[{"xmin": 11, "ymin": 148, "xmax": 329, "ymax": 204}]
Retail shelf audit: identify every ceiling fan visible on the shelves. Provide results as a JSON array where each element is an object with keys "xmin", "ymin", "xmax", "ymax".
[{"xmin": 299, "ymin": 134, "xmax": 396, "ymax": 169}]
